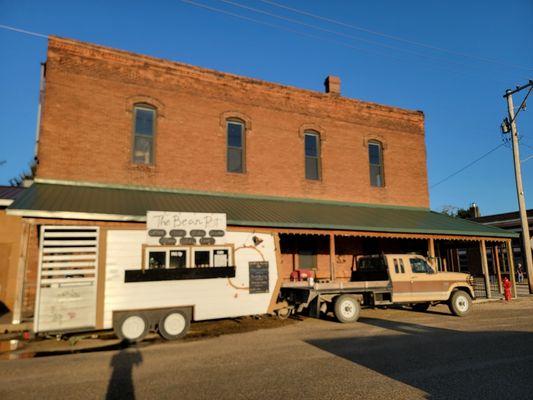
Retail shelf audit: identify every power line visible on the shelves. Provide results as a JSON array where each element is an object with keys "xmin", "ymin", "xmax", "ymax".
[
  {"xmin": 215, "ymin": 0, "xmax": 473, "ymax": 68},
  {"xmin": 430, "ymin": 143, "xmax": 505, "ymax": 189},
  {"xmin": 0, "ymin": 24, "xmax": 48, "ymax": 39},
  {"xmin": 180, "ymin": 0, "xmax": 510, "ymax": 85},
  {"xmin": 258, "ymin": 0, "xmax": 533, "ymax": 72}
]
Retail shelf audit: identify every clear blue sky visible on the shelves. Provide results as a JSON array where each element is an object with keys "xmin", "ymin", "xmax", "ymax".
[{"xmin": 1, "ymin": 0, "xmax": 532, "ymax": 215}]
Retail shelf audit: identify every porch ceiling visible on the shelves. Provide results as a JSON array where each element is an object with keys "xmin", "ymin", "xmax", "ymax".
[{"xmin": 7, "ymin": 180, "xmax": 518, "ymax": 240}]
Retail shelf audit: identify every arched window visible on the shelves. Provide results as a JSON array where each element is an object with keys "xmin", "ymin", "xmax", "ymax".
[
  {"xmin": 227, "ymin": 119, "xmax": 245, "ymax": 173},
  {"xmin": 304, "ymin": 131, "xmax": 321, "ymax": 180},
  {"xmin": 368, "ymin": 140, "xmax": 384, "ymax": 187},
  {"xmin": 132, "ymin": 104, "xmax": 156, "ymax": 165}
]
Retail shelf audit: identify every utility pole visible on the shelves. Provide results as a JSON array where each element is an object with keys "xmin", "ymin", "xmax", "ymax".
[{"xmin": 503, "ymin": 80, "xmax": 533, "ymax": 294}]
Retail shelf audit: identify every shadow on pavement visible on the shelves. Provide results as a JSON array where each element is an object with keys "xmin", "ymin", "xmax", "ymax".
[
  {"xmin": 306, "ymin": 317, "xmax": 533, "ymax": 399},
  {"xmin": 105, "ymin": 344, "xmax": 143, "ymax": 400}
]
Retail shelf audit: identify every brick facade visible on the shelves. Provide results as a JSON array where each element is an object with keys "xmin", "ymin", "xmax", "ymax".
[{"xmin": 37, "ymin": 37, "xmax": 429, "ymax": 208}]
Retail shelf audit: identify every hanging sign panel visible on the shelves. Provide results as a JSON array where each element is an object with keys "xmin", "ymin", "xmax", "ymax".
[{"xmin": 146, "ymin": 211, "xmax": 227, "ymax": 245}]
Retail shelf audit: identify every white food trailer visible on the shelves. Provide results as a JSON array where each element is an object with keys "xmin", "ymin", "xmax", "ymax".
[{"xmin": 33, "ymin": 211, "xmax": 280, "ymax": 342}]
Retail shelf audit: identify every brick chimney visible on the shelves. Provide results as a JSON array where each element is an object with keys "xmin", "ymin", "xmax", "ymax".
[{"xmin": 324, "ymin": 75, "xmax": 341, "ymax": 96}]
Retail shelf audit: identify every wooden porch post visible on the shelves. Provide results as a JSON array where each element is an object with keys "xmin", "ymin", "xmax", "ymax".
[
  {"xmin": 506, "ymin": 240, "xmax": 517, "ymax": 298},
  {"xmin": 12, "ymin": 221, "xmax": 30, "ymax": 324},
  {"xmin": 428, "ymin": 238, "xmax": 436, "ymax": 269},
  {"xmin": 454, "ymin": 248, "xmax": 461, "ymax": 272},
  {"xmin": 480, "ymin": 240, "xmax": 492, "ymax": 299},
  {"xmin": 329, "ymin": 233, "xmax": 336, "ymax": 281},
  {"xmin": 435, "ymin": 241, "xmax": 442, "ymax": 271},
  {"xmin": 493, "ymin": 245, "xmax": 503, "ymax": 294}
]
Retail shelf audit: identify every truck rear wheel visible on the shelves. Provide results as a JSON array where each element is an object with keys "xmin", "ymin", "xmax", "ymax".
[
  {"xmin": 115, "ymin": 313, "xmax": 150, "ymax": 343},
  {"xmin": 334, "ymin": 295, "xmax": 361, "ymax": 323},
  {"xmin": 448, "ymin": 290, "xmax": 472, "ymax": 317},
  {"xmin": 158, "ymin": 310, "xmax": 190, "ymax": 340}
]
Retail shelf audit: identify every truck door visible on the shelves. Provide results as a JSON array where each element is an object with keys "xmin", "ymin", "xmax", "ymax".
[
  {"xmin": 408, "ymin": 257, "xmax": 444, "ymax": 301},
  {"xmin": 390, "ymin": 257, "xmax": 412, "ymax": 303}
]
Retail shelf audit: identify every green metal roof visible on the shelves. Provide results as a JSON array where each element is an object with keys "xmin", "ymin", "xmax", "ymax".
[{"xmin": 7, "ymin": 181, "xmax": 517, "ymax": 238}]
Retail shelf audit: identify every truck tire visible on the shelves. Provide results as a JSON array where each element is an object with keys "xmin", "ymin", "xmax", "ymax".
[
  {"xmin": 334, "ymin": 295, "xmax": 361, "ymax": 323},
  {"xmin": 158, "ymin": 310, "xmax": 190, "ymax": 340},
  {"xmin": 114, "ymin": 313, "xmax": 150, "ymax": 343},
  {"xmin": 448, "ymin": 290, "xmax": 472, "ymax": 317},
  {"xmin": 412, "ymin": 303, "xmax": 430, "ymax": 312}
]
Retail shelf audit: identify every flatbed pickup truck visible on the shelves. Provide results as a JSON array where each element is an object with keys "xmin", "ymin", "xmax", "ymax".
[{"xmin": 279, "ymin": 254, "xmax": 475, "ymax": 323}]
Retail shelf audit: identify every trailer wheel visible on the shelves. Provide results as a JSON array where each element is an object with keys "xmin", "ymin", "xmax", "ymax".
[
  {"xmin": 114, "ymin": 313, "xmax": 150, "ymax": 343},
  {"xmin": 448, "ymin": 290, "xmax": 472, "ymax": 317},
  {"xmin": 334, "ymin": 295, "xmax": 361, "ymax": 323},
  {"xmin": 412, "ymin": 303, "xmax": 430, "ymax": 312},
  {"xmin": 276, "ymin": 307, "xmax": 291, "ymax": 320},
  {"xmin": 158, "ymin": 310, "xmax": 190, "ymax": 340}
]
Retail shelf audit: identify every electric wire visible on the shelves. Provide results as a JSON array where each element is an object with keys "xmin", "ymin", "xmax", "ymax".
[
  {"xmin": 179, "ymin": 0, "xmax": 511, "ymax": 85},
  {"xmin": 0, "ymin": 24, "xmax": 48, "ymax": 38},
  {"xmin": 258, "ymin": 0, "xmax": 533, "ymax": 72},
  {"xmin": 215, "ymin": 0, "xmax": 474, "ymax": 68},
  {"xmin": 430, "ymin": 143, "xmax": 506, "ymax": 189}
]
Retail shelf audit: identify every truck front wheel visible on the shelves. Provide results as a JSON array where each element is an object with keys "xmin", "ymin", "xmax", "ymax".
[
  {"xmin": 448, "ymin": 290, "xmax": 472, "ymax": 317},
  {"xmin": 334, "ymin": 295, "xmax": 361, "ymax": 323}
]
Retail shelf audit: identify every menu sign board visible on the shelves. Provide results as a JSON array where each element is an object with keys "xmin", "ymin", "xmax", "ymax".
[
  {"xmin": 249, "ymin": 261, "xmax": 269, "ymax": 294},
  {"xmin": 146, "ymin": 211, "xmax": 226, "ymax": 245}
]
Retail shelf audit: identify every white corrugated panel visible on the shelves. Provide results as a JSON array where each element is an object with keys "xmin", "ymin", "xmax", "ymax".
[{"xmin": 34, "ymin": 226, "xmax": 99, "ymax": 332}]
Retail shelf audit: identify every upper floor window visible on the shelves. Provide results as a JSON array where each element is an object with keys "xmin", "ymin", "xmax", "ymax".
[
  {"xmin": 368, "ymin": 141, "xmax": 384, "ymax": 187},
  {"xmin": 305, "ymin": 131, "xmax": 321, "ymax": 180},
  {"xmin": 227, "ymin": 119, "xmax": 245, "ymax": 173},
  {"xmin": 133, "ymin": 105, "xmax": 156, "ymax": 165}
]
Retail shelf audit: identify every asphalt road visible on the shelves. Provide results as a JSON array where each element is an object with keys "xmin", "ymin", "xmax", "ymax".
[{"xmin": 1, "ymin": 299, "xmax": 533, "ymax": 400}]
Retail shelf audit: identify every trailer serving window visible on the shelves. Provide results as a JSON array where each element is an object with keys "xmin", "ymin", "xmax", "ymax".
[
  {"xmin": 125, "ymin": 246, "xmax": 236, "ymax": 282},
  {"xmin": 146, "ymin": 248, "xmax": 189, "ymax": 270}
]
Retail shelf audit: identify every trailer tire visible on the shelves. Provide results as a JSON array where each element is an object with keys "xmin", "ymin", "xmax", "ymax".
[
  {"xmin": 158, "ymin": 310, "xmax": 190, "ymax": 340},
  {"xmin": 276, "ymin": 307, "xmax": 291, "ymax": 320},
  {"xmin": 334, "ymin": 295, "xmax": 361, "ymax": 323},
  {"xmin": 412, "ymin": 303, "xmax": 430, "ymax": 312},
  {"xmin": 448, "ymin": 290, "xmax": 472, "ymax": 317},
  {"xmin": 114, "ymin": 313, "xmax": 150, "ymax": 343}
]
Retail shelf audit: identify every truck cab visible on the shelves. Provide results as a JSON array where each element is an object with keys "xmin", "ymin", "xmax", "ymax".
[{"xmin": 355, "ymin": 254, "xmax": 475, "ymax": 316}]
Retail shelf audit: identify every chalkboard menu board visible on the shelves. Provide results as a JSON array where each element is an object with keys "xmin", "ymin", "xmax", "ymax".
[{"xmin": 249, "ymin": 261, "xmax": 269, "ymax": 294}]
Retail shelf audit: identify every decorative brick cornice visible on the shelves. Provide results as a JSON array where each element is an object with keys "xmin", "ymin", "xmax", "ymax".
[{"xmin": 47, "ymin": 36, "xmax": 425, "ymax": 129}]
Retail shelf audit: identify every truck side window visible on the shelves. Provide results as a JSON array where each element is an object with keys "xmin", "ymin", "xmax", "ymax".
[
  {"xmin": 410, "ymin": 258, "xmax": 432, "ymax": 273},
  {"xmin": 399, "ymin": 259, "xmax": 405, "ymax": 273},
  {"xmin": 393, "ymin": 259, "xmax": 399, "ymax": 274}
]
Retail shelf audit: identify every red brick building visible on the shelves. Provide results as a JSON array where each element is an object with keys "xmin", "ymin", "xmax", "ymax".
[
  {"xmin": 3, "ymin": 37, "xmax": 517, "ymax": 324},
  {"xmin": 37, "ymin": 37, "xmax": 428, "ymax": 207}
]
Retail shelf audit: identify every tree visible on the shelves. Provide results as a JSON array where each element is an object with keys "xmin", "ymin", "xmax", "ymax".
[
  {"xmin": 9, "ymin": 160, "xmax": 36, "ymax": 187},
  {"xmin": 440, "ymin": 205, "xmax": 477, "ymax": 219}
]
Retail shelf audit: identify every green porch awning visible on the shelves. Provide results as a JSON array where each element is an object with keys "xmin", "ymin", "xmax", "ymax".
[{"xmin": 7, "ymin": 181, "xmax": 517, "ymax": 239}]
